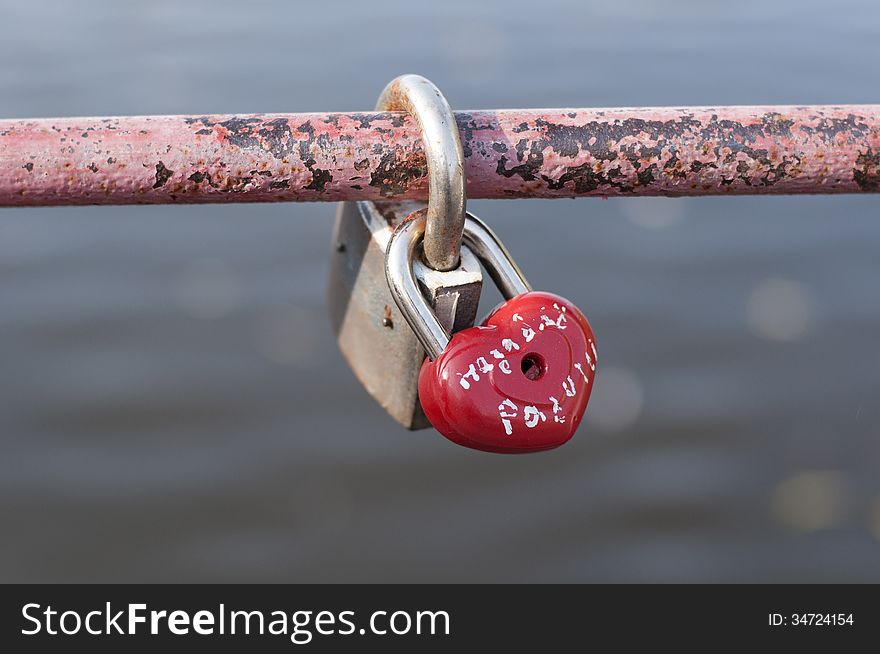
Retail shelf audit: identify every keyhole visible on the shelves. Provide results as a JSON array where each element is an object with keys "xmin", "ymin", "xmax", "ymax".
[{"xmin": 521, "ymin": 353, "xmax": 545, "ymax": 381}]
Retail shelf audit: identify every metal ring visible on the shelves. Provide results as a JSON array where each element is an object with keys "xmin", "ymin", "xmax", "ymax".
[
  {"xmin": 376, "ymin": 74, "xmax": 465, "ymax": 272},
  {"xmin": 385, "ymin": 211, "xmax": 531, "ymax": 359}
]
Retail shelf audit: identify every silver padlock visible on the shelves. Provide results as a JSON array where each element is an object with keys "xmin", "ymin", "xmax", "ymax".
[
  {"xmin": 385, "ymin": 211, "xmax": 532, "ymax": 360},
  {"xmin": 327, "ymin": 75, "xmax": 483, "ymax": 429}
]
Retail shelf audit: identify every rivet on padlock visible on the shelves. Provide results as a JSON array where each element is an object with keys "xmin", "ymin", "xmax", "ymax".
[
  {"xmin": 386, "ymin": 212, "xmax": 598, "ymax": 453},
  {"xmin": 327, "ymin": 75, "xmax": 481, "ymax": 429}
]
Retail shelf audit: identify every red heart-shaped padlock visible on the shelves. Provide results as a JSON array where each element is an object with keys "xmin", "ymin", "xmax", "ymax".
[{"xmin": 418, "ymin": 291, "xmax": 597, "ymax": 453}]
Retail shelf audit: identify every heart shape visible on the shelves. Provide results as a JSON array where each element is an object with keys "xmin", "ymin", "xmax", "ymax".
[{"xmin": 418, "ymin": 291, "xmax": 597, "ymax": 453}]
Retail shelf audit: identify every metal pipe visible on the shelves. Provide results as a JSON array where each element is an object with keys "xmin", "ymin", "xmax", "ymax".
[{"xmin": 1, "ymin": 106, "xmax": 878, "ymax": 207}]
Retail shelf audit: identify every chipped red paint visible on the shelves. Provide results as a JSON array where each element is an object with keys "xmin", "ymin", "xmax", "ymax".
[{"xmin": 1, "ymin": 106, "xmax": 879, "ymax": 207}]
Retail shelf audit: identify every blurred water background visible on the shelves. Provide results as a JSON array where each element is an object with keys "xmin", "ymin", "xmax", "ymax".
[{"xmin": 1, "ymin": 0, "xmax": 879, "ymax": 582}]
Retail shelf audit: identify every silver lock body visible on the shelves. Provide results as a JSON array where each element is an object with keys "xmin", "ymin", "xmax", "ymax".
[{"xmin": 327, "ymin": 200, "xmax": 482, "ymax": 429}]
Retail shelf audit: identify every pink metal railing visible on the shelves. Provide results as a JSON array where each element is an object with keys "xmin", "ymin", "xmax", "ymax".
[{"xmin": 1, "ymin": 105, "xmax": 878, "ymax": 207}]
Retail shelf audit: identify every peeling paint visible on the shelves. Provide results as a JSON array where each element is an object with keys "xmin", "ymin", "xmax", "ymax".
[
  {"xmin": 854, "ymin": 148, "xmax": 880, "ymax": 191},
  {"xmin": 153, "ymin": 161, "xmax": 173, "ymax": 189},
  {"xmin": 0, "ymin": 106, "xmax": 878, "ymax": 206}
]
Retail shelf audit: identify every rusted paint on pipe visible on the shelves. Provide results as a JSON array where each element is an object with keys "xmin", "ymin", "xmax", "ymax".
[{"xmin": 1, "ymin": 106, "xmax": 879, "ymax": 207}]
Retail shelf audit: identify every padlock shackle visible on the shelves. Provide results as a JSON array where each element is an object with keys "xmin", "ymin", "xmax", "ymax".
[
  {"xmin": 376, "ymin": 75, "xmax": 466, "ymax": 273},
  {"xmin": 385, "ymin": 211, "xmax": 531, "ymax": 360},
  {"xmin": 461, "ymin": 216, "xmax": 532, "ymax": 301}
]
